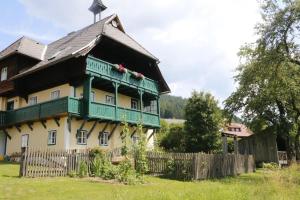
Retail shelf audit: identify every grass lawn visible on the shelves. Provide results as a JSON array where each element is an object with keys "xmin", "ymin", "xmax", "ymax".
[{"xmin": 0, "ymin": 162, "xmax": 299, "ymax": 200}]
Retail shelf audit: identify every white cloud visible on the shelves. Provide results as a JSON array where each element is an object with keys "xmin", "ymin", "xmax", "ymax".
[{"xmin": 17, "ymin": 0, "xmax": 261, "ymax": 103}]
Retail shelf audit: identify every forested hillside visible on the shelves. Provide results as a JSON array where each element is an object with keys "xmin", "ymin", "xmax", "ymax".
[{"xmin": 160, "ymin": 95, "xmax": 187, "ymax": 119}]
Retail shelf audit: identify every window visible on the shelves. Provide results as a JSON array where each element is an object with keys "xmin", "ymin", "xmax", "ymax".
[
  {"xmin": 99, "ymin": 132, "xmax": 109, "ymax": 146},
  {"xmin": 77, "ymin": 130, "xmax": 87, "ymax": 145},
  {"xmin": 106, "ymin": 95, "xmax": 115, "ymax": 105},
  {"xmin": 51, "ymin": 90, "xmax": 60, "ymax": 100},
  {"xmin": 131, "ymin": 99, "xmax": 139, "ymax": 110},
  {"xmin": 1, "ymin": 67, "xmax": 7, "ymax": 81},
  {"xmin": 132, "ymin": 135, "xmax": 139, "ymax": 144},
  {"xmin": 21, "ymin": 134, "xmax": 29, "ymax": 148},
  {"xmin": 48, "ymin": 130, "xmax": 57, "ymax": 145},
  {"xmin": 6, "ymin": 100, "xmax": 14, "ymax": 111},
  {"xmin": 28, "ymin": 96, "xmax": 38, "ymax": 106}
]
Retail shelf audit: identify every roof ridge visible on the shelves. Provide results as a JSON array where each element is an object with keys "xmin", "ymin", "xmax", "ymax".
[
  {"xmin": 47, "ymin": 14, "xmax": 114, "ymax": 47},
  {"xmin": 0, "ymin": 36, "xmax": 24, "ymax": 55}
]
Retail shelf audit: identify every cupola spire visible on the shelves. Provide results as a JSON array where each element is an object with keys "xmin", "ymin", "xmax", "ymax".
[{"xmin": 89, "ymin": 0, "xmax": 107, "ymax": 23}]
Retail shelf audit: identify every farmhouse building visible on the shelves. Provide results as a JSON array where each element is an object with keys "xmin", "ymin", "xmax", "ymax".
[{"xmin": 0, "ymin": 1, "xmax": 170, "ymax": 156}]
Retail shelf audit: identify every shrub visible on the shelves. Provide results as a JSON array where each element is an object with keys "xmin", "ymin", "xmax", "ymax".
[
  {"xmin": 117, "ymin": 159, "xmax": 137, "ymax": 184},
  {"xmin": 78, "ymin": 161, "xmax": 88, "ymax": 178},
  {"xmin": 68, "ymin": 171, "xmax": 77, "ymax": 178},
  {"xmin": 91, "ymin": 155, "xmax": 103, "ymax": 177},
  {"xmin": 134, "ymin": 123, "xmax": 148, "ymax": 176},
  {"xmin": 262, "ymin": 162, "xmax": 280, "ymax": 170},
  {"xmin": 165, "ymin": 158, "xmax": 176, "ymax": 178}
]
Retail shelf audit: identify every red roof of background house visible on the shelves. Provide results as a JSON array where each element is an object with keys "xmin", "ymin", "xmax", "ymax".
[{"xmin": 222, "ymin": 123, "xmax": 253, "ymax": 138}]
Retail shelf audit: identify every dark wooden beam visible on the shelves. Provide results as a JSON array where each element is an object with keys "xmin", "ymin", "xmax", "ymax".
[
  {"xmin": 40, "ymin": 120, "xmax": 47, "ymax": 129},
  {"xmin": 99, "ymin": 122, "xmax": 109, "ymax": 138},
  {"xmin": 54, "ymin": 118, "xmax": 60, "ymax": 127},
  {"xmin": 87, "ymin": 120, "xmax": 98, "ymax": 138},
  {"xmin": 143, "ymin": 128, "xmax": 149, "ymax": 134},
  {"xmin": 78, "ymin": 119, "xmax": 86, "ymax": 131},
  {"xmin": 2, "ymin": 129, "xmax": 11, "ymax": 140},
  {"xmin": 98, "ymin": 122, "xmax": 110, "ymax": 139},
  {"xmin": 131, "ymin": 127, "xmax": 137, "ymax": 137},
  {"xmin": 108, "ymin": 123, "xmax": 119, "ymax": 140},
  {"xmin": 147, "ymin": 129, "xmax": 155, "ymax": 142},
  {"xmin": 67, "ymin": 116, "xmax": 71, "ymax": 132},
  {"xmin": 27, "ymin": 122, "xmax": 33, "ymax": 131},
  {"xmin": 15, "ymin": 125, "xmax": 21, "ymax": 133}
]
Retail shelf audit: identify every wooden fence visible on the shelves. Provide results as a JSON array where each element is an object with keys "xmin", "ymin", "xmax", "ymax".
[
  {"xmin": 19, "ymin": 148, "xmax": 90, "ymax": 177},
  {"xmin": 19, "ymin": 148, "xmax": 255, "ymax": 180},
  {"xmin": 147, "ymin": 152, "xmax": 255, "ymax": 180},
  {"xmin": 238, "ymin": 133, "xmax": 279, "ymax": 164}
]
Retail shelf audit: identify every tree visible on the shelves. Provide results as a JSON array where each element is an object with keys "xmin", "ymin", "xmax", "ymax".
[
  {"xmin": 159, "ymin": 124, "xmax": 186, "ymax": 152},
  {"xmin": 184, "ymin": 91, "xmax": 223, "ymax": 153},
  {"xmin": 225, "ymin": 0, "xmax": 300, "ymax": 160}
]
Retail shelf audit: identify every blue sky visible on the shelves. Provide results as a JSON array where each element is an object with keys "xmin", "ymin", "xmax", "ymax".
[{"xmin": 0, "ymin": 0, "xmax": 261, "ymax": 104}]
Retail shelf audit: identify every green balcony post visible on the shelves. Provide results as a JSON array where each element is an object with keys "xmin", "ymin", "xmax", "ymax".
[
  {"xmin": 138, "ymin": 90, "xmax": 144, "ymax": 123},
  {"xmin": 83, "ymin": 75, "xmax": 94, "ymax": 118},
  {"xmin": 113, "ymin": 82, "xmax": 119, "ymax": 121},
  {"xmin": 157, "ymin": 96, "xmax": 160, "ymax": 126}
]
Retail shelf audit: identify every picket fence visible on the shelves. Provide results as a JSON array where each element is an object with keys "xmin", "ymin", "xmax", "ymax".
[
  {"xmin": 19, "ymin": 148, "xmax": 255, "ymax": 180},
  {"xmin": 19, "ymin": 148, "xmax": 90, "ymax": 177}
]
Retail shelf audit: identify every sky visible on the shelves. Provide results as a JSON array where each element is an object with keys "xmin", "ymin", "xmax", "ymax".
[{"xmin": 0, "ymin": 0, "xmax": 261, "ymax": 105}]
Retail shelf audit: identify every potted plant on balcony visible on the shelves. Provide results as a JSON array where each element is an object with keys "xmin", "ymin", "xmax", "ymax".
[
  {"xmin": 131, "ymin": 71, "xmax": 145, "ymax": 80},
  {"xmin": 113, "ymin": 64, "xmax": 127, "ymax": 73}
]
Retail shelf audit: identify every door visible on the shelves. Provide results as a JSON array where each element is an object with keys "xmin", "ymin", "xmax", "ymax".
[
  {"xmin": 6, "ymin": 101, "xmax": 14, "ymax": 111},
  {"xmin": 0, "ymin": 131, "xmax": 6, "ymax": 156}
]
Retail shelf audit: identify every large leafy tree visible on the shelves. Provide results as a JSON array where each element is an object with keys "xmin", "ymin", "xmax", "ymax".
[
  {"xmin": 184, "ymin": 91, "xmax": 223, "ymax": 153},
  {"xmin": 225, "ymin": 0, "xmax": 300, "ymax": 160}
]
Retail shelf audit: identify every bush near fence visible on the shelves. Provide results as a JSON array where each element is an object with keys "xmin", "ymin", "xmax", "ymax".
[{"xmin": 19, "ymin": 148, "xmax": 255, "ymax": 180}]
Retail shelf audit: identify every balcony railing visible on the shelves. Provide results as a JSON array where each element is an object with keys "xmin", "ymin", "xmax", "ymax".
[
  {"xmin": 0, "ymin": 97, "xmax": 81, "ymax": 126},
  {"xmin": 90, "ymin": 102, "xmax": 160, "ymax": 127},
  {"xmin": 86, "ymin": 56, "xmax": 159, "ymax": 94},
  {"xmin": 0, "ymin": 97, "xmax": 160, "ymax": 128}
]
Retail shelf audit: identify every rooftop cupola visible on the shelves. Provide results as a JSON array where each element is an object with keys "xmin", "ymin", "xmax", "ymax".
[{"xmin": 89, "ymin": 0, "xmax": 107, "ymax": 23}]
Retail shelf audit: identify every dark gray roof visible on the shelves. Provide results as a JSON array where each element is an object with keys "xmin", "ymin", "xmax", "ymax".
[
  {"xmin": 13, "ymin": 14, "xmax": 158, "ymax": 79},
  {"xmin": 0, "ymin": 36, "xmax": 46, "ymax": 61}
]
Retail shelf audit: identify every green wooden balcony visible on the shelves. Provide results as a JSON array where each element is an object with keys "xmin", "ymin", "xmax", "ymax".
[
  {"xmin": 86, "ymin": 56, "xmax": 159, "ymax": 95},
  {"xmin": 89, "ymin": 102, "xmax": 160, "ymax": 127},
  {"xmin": 0, "ymin": 97, "xmax": 159, "ymax": 128},
  {"xmin": 1, "ymin": 97, "xmax": 81, "ymax": 126}
]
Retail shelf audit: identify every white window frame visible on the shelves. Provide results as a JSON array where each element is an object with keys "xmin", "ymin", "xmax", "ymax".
[
  {"xmin": 106, "ymin": 95, "xmax": 115, "ymax": 105},
  {"xmin": 99, "ymin": 132, "xmax": 109, "ymax": 146},
  {"xmin": 1, "ymin": 67, "xmax": 7, "ymax": 81},
  {"xmin": 48, "ymin": 130, "xmax": 57, "ymax": 145},
  {"xmin": 77, "ymin": 130, "xmax": 87, "ymax": 145},
  {"xmin": 28, "ymin": 96, "xmax": 38, "ymax": 106},
  {"xmin": 131, "ymin": 99, "xmax": 139, "ymax": 110},
  {"xmin": 21, "ymin": 134, "xmax": 29, "ymax": 148},
  {"xmin": 50, "ymin": 90, "xmax": 60, "ymax": 100}
]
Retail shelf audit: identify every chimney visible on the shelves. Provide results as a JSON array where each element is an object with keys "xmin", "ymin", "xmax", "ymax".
[{"xmin": 89, "ymin": 0, "xmax": 107, "ymax": 23}]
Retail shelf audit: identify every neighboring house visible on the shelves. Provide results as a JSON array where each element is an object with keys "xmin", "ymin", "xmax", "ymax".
[
  {"xmin": 0, "ymin": 1, "xmax": 170, "ymax": 156},
  {"xmin": 221, "ymin": 123, "xmax": 253, "ymax": 138},
  {"xmin": 221, "ymin": 123, "xmax": 253, "ymax": 154}
]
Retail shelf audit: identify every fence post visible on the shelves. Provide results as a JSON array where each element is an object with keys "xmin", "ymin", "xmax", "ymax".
[
  {"xmin": 234, "ymin": 136, "xmax": 239, "ymax": 155},
  {"xmin": 19, "ymin": 147, "xmax": 26, "ymax": 177},
  {"xmin": 222, "ymin": 133, "xmax": 228, "ymax": 155}
]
